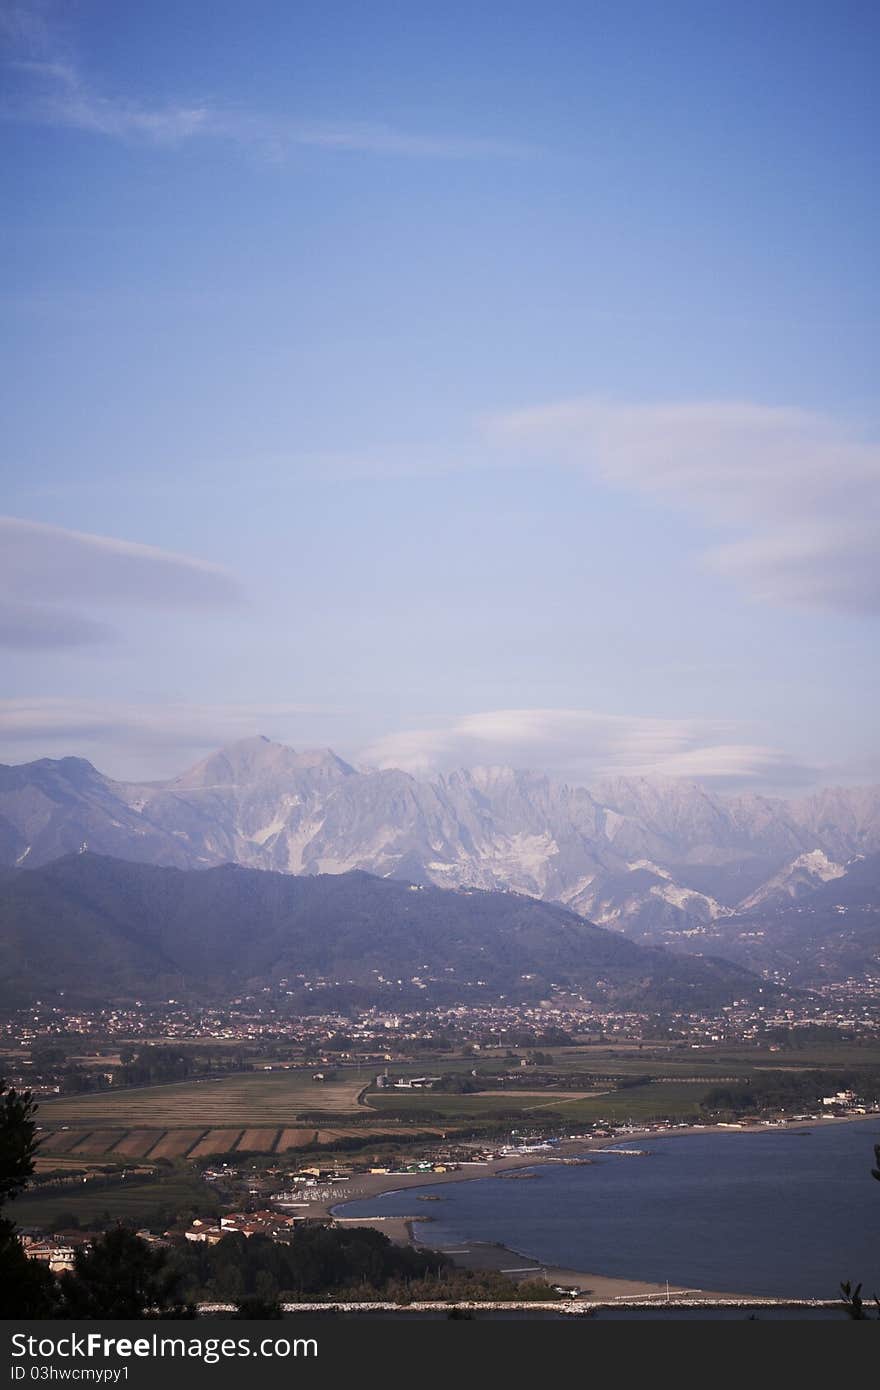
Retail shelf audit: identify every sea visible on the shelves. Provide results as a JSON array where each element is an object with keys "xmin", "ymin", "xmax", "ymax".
[{"xmin": 337, "ymin": 1120, "xmax": 880, "ymax": 1302}]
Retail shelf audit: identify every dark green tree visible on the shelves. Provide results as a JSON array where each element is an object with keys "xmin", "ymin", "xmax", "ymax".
[
  {"xmin": 0, "ymin": 1081, "xmax": 60, "ymax": 1316},
  {"xmin": 58, "ymin": 1227, "xmax": 195, "ymax": 1319},
  {"xmin": 0, "ymin": 1082, "xmax": 41, "ymax": 1203}
]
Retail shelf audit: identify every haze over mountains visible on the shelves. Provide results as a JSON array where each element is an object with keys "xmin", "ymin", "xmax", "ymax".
[{"xmin": 1, "ymin": 737, "xmax": 878, "ymax": 965}]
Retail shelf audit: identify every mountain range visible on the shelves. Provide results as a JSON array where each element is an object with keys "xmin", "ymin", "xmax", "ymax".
[
  {"xmin": 1, "ymin": 736, "xmax": 878, "ymax": 980},
  {"xmin": 657, "ymin": 851, "xmax": 880, "ymax": 986},
  {"xmin": 0, "ymin": 852, "xmax": 766, "ymax": 1011}
]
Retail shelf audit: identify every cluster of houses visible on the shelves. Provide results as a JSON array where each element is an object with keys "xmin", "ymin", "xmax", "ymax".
[
  {"xmin": 19, "ymin": 1207, "xmax": 313, "ymax": 1271},
  {"xmin": 19, "ymin": 1233, "xmax": 82, "ymax": 1273},
  {"xmin": 819, "ymin": 1089, "xmax": 868, "ymax": 1112},
  {"xmin": 183, "ymin": 1210, "xmax": 300, "ymax": 1244}
]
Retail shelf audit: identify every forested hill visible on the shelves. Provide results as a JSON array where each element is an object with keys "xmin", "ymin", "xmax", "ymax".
[{"xmin": 0, "ymin": 852, "xmax": 770, "ymax": 1011}]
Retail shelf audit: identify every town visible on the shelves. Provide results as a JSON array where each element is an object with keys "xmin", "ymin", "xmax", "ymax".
[
  {"xmin": 5, "ymin": 983, "xmax": 880, "ymax": 1300},
  {"xmin": 5, "ymin": 974, "xmax": 880, "ymax": 1099}
]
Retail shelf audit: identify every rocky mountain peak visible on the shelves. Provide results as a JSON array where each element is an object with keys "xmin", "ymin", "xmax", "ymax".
[
  {"xmin": 170, "ymin": 737, "xmax": 354, "ymax": 789},
  {"xmin": 1, "ymin": 743, "xmax": 878, "ymax": 949}
]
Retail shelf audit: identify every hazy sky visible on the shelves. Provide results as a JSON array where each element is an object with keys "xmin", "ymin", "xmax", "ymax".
[{"xmin": 2, "ymin": 0, "xmax": 878, "ymax": 789}]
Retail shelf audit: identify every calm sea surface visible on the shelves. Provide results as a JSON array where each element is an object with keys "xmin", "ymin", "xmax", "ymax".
[{"xmin": 337, "ymin": 1121, "xmax": 880, "ymax": 1299}]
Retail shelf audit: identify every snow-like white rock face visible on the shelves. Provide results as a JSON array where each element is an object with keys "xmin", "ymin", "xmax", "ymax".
[
  {"xmin": 793, "ymin": 849, "xmax": 848, "ymax": 881},
  {"xmin": 737, "ymin": 849, "xmax": 847, "ymax": 911},
  {"xmin": 649, "ymin": 882, "xmax": 730, "ymax": 921},
  {"xmin": 628, "ymin": 859, "xmax": 672, "ymax": 880},
  {"xmin": 603, "ymin": 808, "xmax": 624, "ymax": 836},
  {"xmin": 1, "ymin": 739, "xmax": 879, "ymax": 942}
]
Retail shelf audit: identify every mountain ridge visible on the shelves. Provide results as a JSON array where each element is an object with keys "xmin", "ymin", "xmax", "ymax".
[
  {"xmin": 0, "ymin": 850, "xmax": 774, "ymax": 1010},
  {"xmin": 1, "ymin": 737, "xmax": 878, "ymax": 947}
]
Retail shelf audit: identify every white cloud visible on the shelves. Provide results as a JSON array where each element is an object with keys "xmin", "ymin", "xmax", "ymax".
[
  {"xmin": 710, "ymin": 520, "xmax": 880, "ymax": 614},
  {"xmin": 488, "ymin": 399, "xmax": 880, "ymax": 615},
  {"xmin": 5, "ymin": 46, "xmax": 529, "ymax": 160},
  {"xmin": 0, "ymin": 601, "xmax": 116, "ymax": 649},
  {"xmin": 0, "ymin": 700, "xmax": 816, "ymax": 789},
  {"xmin": 0, "ymin": 698, "xmax": 340, "ymax": 778},
  {"xmin": 0, "ymin": 517, "xmax": 242, "ymax": 649},
  {"xmin": 361, "ymin": 707, "xmax": 814, "ymax": 789},
  {"xmin": 0, "ymin": 698, "xmax": 326, "ymax": 744},
  {"xmin": 0, "ymin": 516, "xmax": 241, "ymax": 607}
]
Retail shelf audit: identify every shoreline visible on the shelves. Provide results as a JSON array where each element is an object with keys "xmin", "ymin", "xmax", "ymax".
[{"xmin": 326, "ymin": 1112, "xmax": 880, "ymax": 1301}]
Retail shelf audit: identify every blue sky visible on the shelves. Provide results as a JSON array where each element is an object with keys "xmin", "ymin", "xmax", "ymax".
[{"xmin": 1, "ymin": 0, "xmax": 878, "ymax": 788}]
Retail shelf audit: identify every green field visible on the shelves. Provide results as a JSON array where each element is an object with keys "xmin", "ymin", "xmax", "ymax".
[
  {"xmin": 28, "ymin": 1042, "xmax": 880, "ymax": 1147},
  {"xmin": 35, "ymin": 1069, "xmax": 369, "ymax": 1128},
  {"xmin": 15, "ymin": 1173, "xmax": 217, "ymax": 1230},
  {"xmin": 550, "ymin": 1081, "xmax": 712, "ymax": 1122},
  {"xmin": 693, "ymin": 1043, "xmax": 880, "ymax": 1070},
  {"xmin": 366, "ymin": 1091, "xmax": 603, "ymax": 1120},
  {"xmin": 367, "ymin": 1080, "xmax": 711, "ymax": 1124},
  {"xmin": 467, "ymin": 1042, "xmax": 880, "ymax": 1078}
]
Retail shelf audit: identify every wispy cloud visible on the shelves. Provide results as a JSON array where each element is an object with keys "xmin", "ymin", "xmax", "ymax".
[
  {"xmin": 361, "ymin": 707, "xmax": 815, "ymax": 790},
  {"xmin": 0, "ymin": 697, "xmax": 331, "ymax": 745},
  {"xmin": 488, "ymin": 399, "xmax": 880, "ymax": 616},
  {"xmin": 1, "ymin": 516, "xmax": 242, "ymax": 607},
  {"xmin": 9, "ymin": 56, "xmax": 216, "ymax": 142},
  {"xmin": 0, "ymin": 601, "xmax": 116, "ymax": 650},
  {"xmin": 0, "ymin": 516, "xmax": 242, "ymax": 649},
  {"xmin": 1, "ymin": 10, "xmax": 529, "ymax": 161},
  {"xmin": 0, "ymin": 697, "xmax": 342, "ymax": 779},
  {"xmin": 0, "ymin": 698, "xmax": 815, "ymax": 790}
]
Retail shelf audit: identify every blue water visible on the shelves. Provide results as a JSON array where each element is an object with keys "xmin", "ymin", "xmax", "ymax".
[{"xmin": 338, "ymin": 1122, "xmax": 880, "ymax": 1299}]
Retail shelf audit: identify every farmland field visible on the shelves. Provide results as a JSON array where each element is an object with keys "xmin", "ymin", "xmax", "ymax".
[
  {"xmin": 29, "ymin": 1069, "xmax": 416, "ymax": 1159},
  {"xmin": 460, "ymin": 1041, "xmax": 880, "ymax": 1078},
  {"xmin": 276, "ymin": 1127, "xmax": 320, "ymax": 1150},
  {"xmin": 111, "ymin": 1130, "xmax": 163, "ymax": 1158},
  {"xmin": 523, "ymin": 1080, "xmax": 713, "ymax": 1122},
  {"xmin": 475, "ymin": 1089, "xmax": 603, "ymax": 1103},
  {"xmin": 30, "ymin": 1070, "xmax": 717, "ymax": 1132},
  {"xmin": 15, "ymin": 1173, "xmax": 218, "ymax": 1230},
  {"xmin": 32, "ymin": 1155, "xmax": 109, "ymax": 1174},
  {"xmin": 365, "ymin": 1092, "xmax": 597, "ymax": 1120},
  {"xmin": 147, "ymin": 1129, "xmax": 207, "ymax": 1159},
  {"xmin": 70, "ymin": 1131, "xmax": 125, "ymax": 1155},
  {"xmin": 188, "ymin": 1129, "xmax": 243, "ymax": 1157},
  {"xmin": 366, "ymin": 1080, "xmax": 712, "ymax": 1123},
  {"xmin": 35, "ymin": 1069, "xmax": 369, "ymax": 1128},
  {"xmin": 28, "ymin": 1046, "xmax": 851, "ymax": 1155},
  {"xmin": 237, "ymin": 1127, "xmax": 276, "ymax": 1152},
  {"xmin": 35, "ymin": 1131, "xmax": 92, "ymax": 1155}
]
